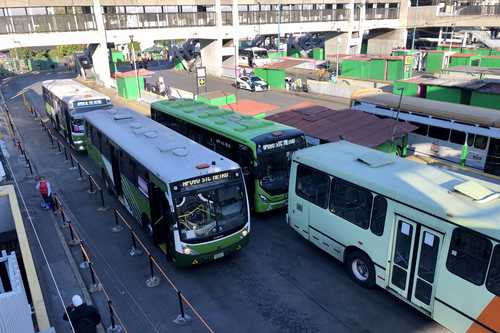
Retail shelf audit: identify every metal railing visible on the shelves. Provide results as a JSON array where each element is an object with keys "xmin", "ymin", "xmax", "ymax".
[
  {"xmin": 238, "ymin": 9, "xmax": 351, "ymax": 25},
  {"xmin": 365, "ymin": 7, "xmax": 400, "ymax": 20},
  {"xmin": 103, "ymin": 12, "xmax": 216, "ymax": 29},
  {"xmin": 0, "ymin": 14, "xmax": 96, "ymax": 34},
  {"xmin": 455, "ymin": 4, "xmax": 500, "ymax": 15}
]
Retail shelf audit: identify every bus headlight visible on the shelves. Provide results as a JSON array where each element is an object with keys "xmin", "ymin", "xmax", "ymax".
[
  {"xmin": 258, "ymin": 194, "xmax": 269, "ymax": 202},
  {"xmin": 242, "ymin": 229, "xmax": 248, "ymax": 237},
  {"xmin": 183, "ymin": 247, "xmax": 192, "ymax": 255}
]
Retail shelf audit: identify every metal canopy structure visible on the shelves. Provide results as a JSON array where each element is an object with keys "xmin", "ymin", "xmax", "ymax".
[{"xmin": 266, "ymin": 104, "xmax": 417, "ymax": 148}]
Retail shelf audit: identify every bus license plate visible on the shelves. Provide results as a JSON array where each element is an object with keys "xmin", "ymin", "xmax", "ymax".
[{"xmin": 214, "ymin": 252, "xmax": 224, "ymax": 260}]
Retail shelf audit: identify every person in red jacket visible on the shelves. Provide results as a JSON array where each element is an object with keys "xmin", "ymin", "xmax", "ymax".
[{"xmin": 35, "ymin": 176, "xmax": 53, "ymax": 210}]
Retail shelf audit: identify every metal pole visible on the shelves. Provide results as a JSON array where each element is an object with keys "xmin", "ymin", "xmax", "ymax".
[
  {"xmin": 336, "ymin": 36, "xmax": 340, "ymax": 78},
  {"xmin": 277, "ymin": 0, "xmax": 281, "ymax": 51},
  {"xmin": 177, "ymin": 291, "xmax": 185, "ymax": 319},
  {"xmin": 411, "ymin": 0, "xmax": 418, "ymax": 50},
  {"xmin": 112, "ymin": 209, "xmax": 124, "ymax": 232},
  {"xmin": 391, "ymin": 87, "xmax": 405, "ymax": 143},
  {"xmin": 129, "ymin": 35, "xmax": 142, "ymax": 100},
  {"xmin": 448, "ymin": 24, "xmax": 455, "ymax": 53}
]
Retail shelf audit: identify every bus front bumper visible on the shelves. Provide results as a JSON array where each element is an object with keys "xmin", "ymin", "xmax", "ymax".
[{"xmin": 173, "ymin": 234, "xmax": 250, "ymax": 267}]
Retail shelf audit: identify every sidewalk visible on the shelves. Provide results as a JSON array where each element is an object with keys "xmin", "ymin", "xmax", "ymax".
[
  {"xmin": 6, "ymin": 72, "xmax": 212, "ymax": 333},
  {"xmin": 1, "ymin": 96, "xmax": 101, "ymax": 333}
]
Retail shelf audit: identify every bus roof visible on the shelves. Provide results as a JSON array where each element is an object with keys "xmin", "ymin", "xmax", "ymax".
[
  {"xmin": 84, "ymin": 107, "xmax": 240, "ymax": 184},
  {"xmin": 354, "ymin": 93, "xmax": 500, "ymax": 128},
  {"xmin": 151, "ymin": 99, "xmax": 301, "ymax": 145},
  {"xmin": 293, "ymin": 141, "xmax": 500, "ymax": 240},
  {"xmin": 42, "ymin": 79, "xmax": 110, "ymax": 106}
]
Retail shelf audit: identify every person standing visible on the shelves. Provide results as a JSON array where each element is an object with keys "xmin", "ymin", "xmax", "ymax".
[
  {"xmin": 35, "ymin": 176, "xmax": 53, "ymax": 210},
  {"xmin": 63, "ymin": 295, "xmax": 102, "ymax": 333}
]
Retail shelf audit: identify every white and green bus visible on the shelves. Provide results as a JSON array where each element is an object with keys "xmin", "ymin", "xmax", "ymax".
[
  {"xmin": 351, "ymin": 93, "xmax": 500, "ymax": 177},
  {"xmin": 42, "ymin": 79, "xmax": 112, "ymax": 150},
  {"xmin": 84, "ymin": 107, "xmax": 250, "ymax": 266},
  {"xmin": 288, "ymin": 140, "xmax": 500, "ymax": 333}
]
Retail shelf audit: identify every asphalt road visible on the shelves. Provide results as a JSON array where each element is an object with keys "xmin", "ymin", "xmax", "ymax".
[
  {"xmin": 4, "ymin": 70, "xmax": 448, "ymax": 333},
  {"xmin": 117, "ymin": 62, "xmax": 351, "ymax": 114}
]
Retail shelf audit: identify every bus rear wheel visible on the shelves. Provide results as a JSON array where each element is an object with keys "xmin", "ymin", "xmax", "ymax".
[{"xmin": 346, "ymin": 251, "xmax": 375, "ymax": 288}]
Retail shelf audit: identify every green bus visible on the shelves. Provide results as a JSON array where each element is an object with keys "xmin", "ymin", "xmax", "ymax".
[
  {"xmin": 84, "ymin": 107, "xmax": 250, "ymax": 266},
  {"xmin": 151, "ymin": 99, "xmax": 306, "ymax": 213},
  {"xmin": 42, "ymin": 79, "xmax": 112, "ymax": 151},
  {"xmin": 288, "ymin": 140, "xmax": 500, "ymax": 333}
]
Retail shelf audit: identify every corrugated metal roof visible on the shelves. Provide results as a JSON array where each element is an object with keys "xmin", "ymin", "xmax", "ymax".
[
  {"xmin": 258, "ymin": 59, "xmax": 306, "ymax": 69},
  {"xmin": 354, "ymin": 92, "xmax": 500, "ymax": 128},
  {"xmin": 266, "ymin": 105, "xmax": 417, "ymax": 148},
  {"xmin": 114, "ymin": 69, "xmax": 154, "ymax": 78}
]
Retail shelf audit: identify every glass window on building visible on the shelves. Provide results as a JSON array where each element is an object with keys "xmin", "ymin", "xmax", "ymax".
[
  {"xmin": 163, "ymin": 6, "xmax": 178, "ymax": 13},
  {"xmin": 181, "ymin": 6, "xmax": 196, "ymax": 13},
  {"xmin": 8, "ymin": 8, "xmax": 27, "ymax": 16},
  {"xmin": 28, "ymin": 7, "xmax": 47, "ymax": 15},
  {"xmin": 238, "ymin": 5, "xmax": 248, "ymax": 11},
  {"xmin": 145, "ymin": 6, "xmax": 162, "ymax": 13},
  {"xmin": 126, "ymin": 6, "xmax": 144, "ymax": 14},
  {"xmin": 248, "ymin": 5, "xmax": 259, "ymax": 11}
]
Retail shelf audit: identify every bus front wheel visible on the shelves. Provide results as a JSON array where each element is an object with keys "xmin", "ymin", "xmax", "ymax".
[{"xmin": 346, "ymin": 251, "xmax": 375, "ymax": 288}]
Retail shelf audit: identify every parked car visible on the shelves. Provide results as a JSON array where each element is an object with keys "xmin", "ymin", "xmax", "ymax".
[{"xmin": 236, "ymin": 75, "xmax": 269, "ymax": 92}]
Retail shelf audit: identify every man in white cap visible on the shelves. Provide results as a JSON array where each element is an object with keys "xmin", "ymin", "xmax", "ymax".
[{"xmin": 63, "ymin": 294, "xmax": 102, "ymax": 333}]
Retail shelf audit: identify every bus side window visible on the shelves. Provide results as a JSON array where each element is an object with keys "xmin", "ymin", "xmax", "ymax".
[
  {"xmin": 96, "ymin": 131, "xmax": 102, "ymax": 151},
  {"xmin": 295, "ymin": 165, "xmax": 329, "ymax": 209},
  {"xmin": 450, "ymin": 130, "xmax": 466, "ymax": 145},
  {"xmin": 474, "ymin": 135, "xmax": 488, "ymax": 150},
  {"xmin": 370, "ymin": 195, "xmax": 387, "ymax": 236},
  {"xmin": 411, "ymin": 122, "xmax": 428, "ymax": 136},
  {"xmin": 446, "ymin": 228, "xmax": 492, "ymax": 285},
  {"xmin": 486, "ymin": 245, "xmax": 500, "ymax": 296},
  {"xmin": 329, "ymin": 178, "xmax": 372, "ymax": 230},
  {"xmin": 238, "ymin": 145, "xmax": 253, "ymax": 175}
]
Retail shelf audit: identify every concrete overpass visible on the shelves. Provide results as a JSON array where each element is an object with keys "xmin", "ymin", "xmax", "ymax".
[
  {"xmin": 4, "ymin": 0, "xmax": 497, "ymax": 85},
  {"xmin": 407, "ymin": 4, "xmax": 500, "ymax": 28},
  {"xmin": 0, "ymin": 0, "xmax": 409, "ymax": 84}
]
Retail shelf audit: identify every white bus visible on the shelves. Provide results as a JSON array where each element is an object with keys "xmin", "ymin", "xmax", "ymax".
[
  {"xmin": 288, "ymin": 140, "xmax": 500, "ymax": 333},
  {"xmin": 351, "ymin": 93, "xmax": 500, "ymax": 177},
  {"xmin": 239, "ymin": 47, "xmax": 271, "ymax": 67},
  {"xmin": 42, "ymin": 79, "xmax": 112, "ymax": 151},
  {"xmin": 84, "ymin": 107, "xmax": 250, "ymax": 266}
]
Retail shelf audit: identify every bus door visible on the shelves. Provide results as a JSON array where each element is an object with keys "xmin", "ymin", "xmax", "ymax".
[
  {"xmin": 288, "ymin": 164, "xmax": 310, "ymax": 240},
  {"xmin": 110, "ymin": 147, "xmax": 122, "ymax": 195},
  {"xmin": 64, "ymin": 110, "xmax": 72, "ymax": 143},
  {"xmin": 148, "ymin": 184, "xmax": 171, "ymax": 249},
  {"xmin": 389, "ymin": 216, "xmax": 443, "ymax": 313},
  {"xmin": 485, "ymin": 138, "xmax": 500, "ymax": 176},
  {"xmin": 238, "ymin": 144, "xmax": 255, "ymax": 202}
]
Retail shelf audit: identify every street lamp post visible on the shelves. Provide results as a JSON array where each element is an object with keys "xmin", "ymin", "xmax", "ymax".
[
  {"xmin": 411, "ymin": 0, "xmax": 419, "ymax": 50},
  {"xmin": 129, "ymin": 35, "xmax": 141, "ymax": 100},
  {"xmin": 336, "ymin": 36, "xmax": 342, "ymax": 79}
]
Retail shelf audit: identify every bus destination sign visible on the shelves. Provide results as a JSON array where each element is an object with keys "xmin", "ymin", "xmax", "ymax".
[
  {"xmin": 179, "ymin": 172, "xmax": 231, "ymax": 189},
  {"xmin": 262, "ymin": 138, "xmax": 296, "ymax": 151},
  {"xmin": 74, "ymin": 99, "xmax": 107, "ymax": 108}
]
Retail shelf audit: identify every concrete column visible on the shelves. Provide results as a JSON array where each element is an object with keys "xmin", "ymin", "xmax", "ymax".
[
  {"xmin": 90, "ymin": 0, "xmax": 112, "ymax": 87},
  {"xmin": 324, "ymin": 32, "xmax": 351, "ymax": 59},
  {"xmin": 200, "ymin": 39, "xmax": 223, "ymax": 77},
  {"xmin": 367, "ymin": 29, "xmax": 407, "ymax": 55},
  {"xmin": 215, "ymin": 0, "xmax": 222, "ymax": 27}
]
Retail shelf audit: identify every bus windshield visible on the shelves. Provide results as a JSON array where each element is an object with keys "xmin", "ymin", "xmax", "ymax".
[
  {"xmin": 71, "ymin": 118, "xmax": 85, "ymax": 133},
  {"xmin": 254, "ymin": 50, "xmax": 268, "ymax": 59},
  {"xmin": 257, "ymin": 135, "xmax": 307, "ymax": 196},
  {"xmin": 174, "ymin": 182, "xmax": 247, "ymax": 243}
]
